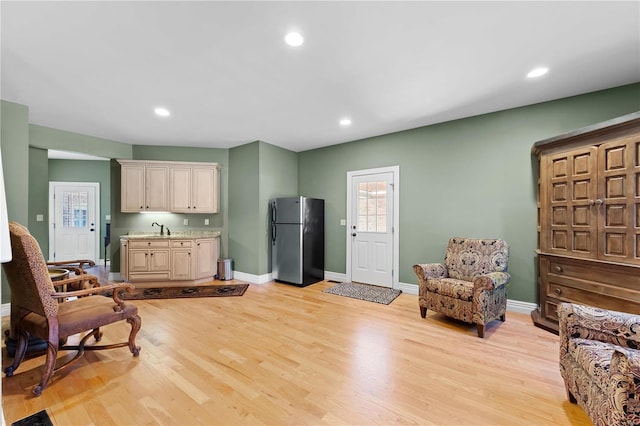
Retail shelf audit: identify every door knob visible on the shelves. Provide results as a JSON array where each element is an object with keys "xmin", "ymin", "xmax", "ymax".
[{"xmin": 351, "ymin": 233, "xmax": 357, "ymax": 237}]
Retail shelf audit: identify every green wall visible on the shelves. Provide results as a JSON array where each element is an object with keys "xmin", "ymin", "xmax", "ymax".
[
  {"xmin": 1, "ymin": 100, "xmax": 30, "ymax": 303},
  {"xmin": 228, "ymin": 142, "xmax": 260, "ymax": 275},
  {"xmin": 28, "ymin": 147, "xmax": 49, "ymax": 254},
  {"xmin": 228, "ymin": 141, "xmax": 298, "ymax": 276},
  {"xmin": 298, "ymin": 83, "xmax": 640, "ymax": 303},
  {"xmin": 258, "ymin": 142, "xmax": 298, "ymax": 273}
]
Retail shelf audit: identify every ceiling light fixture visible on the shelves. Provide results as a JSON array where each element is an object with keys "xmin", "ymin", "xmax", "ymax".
[
  {"xmin": 285, "ymin": 32, "xmax": 304, "ymax": 47},
  {"xmin": 154, "ymin": 107, "xmax": 170, "ymax": 117},
  {"xmin": 339, "ymin": 118, "xmax": 352, "ymax": 127},
  {"xmin": 527, "ymin": 67, "xmax": 549, "ymax": 78}
]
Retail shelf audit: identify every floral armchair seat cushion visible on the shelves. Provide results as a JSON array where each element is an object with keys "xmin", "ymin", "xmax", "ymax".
[
  {"xmin": 413, "ymin": 237, "xmax": 510, "ymax": 338},
  {"xmin": 558, "ymin": 303, "xmax": 640, "ymax": 426}
]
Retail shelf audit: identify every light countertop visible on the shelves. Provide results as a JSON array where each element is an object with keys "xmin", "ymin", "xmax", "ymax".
[{"xmin": 120, "ymin": 231, "xmax": 221, "ymax": 240}]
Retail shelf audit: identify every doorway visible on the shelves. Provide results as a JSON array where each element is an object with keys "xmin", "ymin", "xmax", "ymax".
[
  {"xmin": 49, "ymin": 182, "xmax": 100, "ymax": 262},
  {"xmin": 346, "ymin": 166, "xmax": 399, "ymax": 288}
]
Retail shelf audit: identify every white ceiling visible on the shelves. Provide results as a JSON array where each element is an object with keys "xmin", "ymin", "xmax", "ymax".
[{"xmin": 2, "ymin": 1, "xmax": 639, "ymax": 153}]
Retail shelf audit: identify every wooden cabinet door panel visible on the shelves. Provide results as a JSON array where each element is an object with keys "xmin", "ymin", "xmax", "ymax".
[
  {"xmin": 598, "ymin": 135, "xmax": 640, "ymax": 264},
  {"xmin": 121, "ymin": 165, "xmax": 145, "ymax": 212},
  {"xmin": 169, "ymin": 167, "xmax": 192, "ymax": 213},
  {"xmin": 195, "ymin": 238, "xmax": 217, "ymax": 279},
  {"xmin": 542, "ymin": 146, "xmax": 598, "ymax": 257},
  {"xmin": 129, "ymin": 249, "xmax": 149, "ymax": 272},
  {"xmin": 192, "ymin": 167, "xmax": 217, "ymax": 213},
  {"xmin": 171, "ymin": 250, "xmax": 193, "ymax": 280},
  {"xmin": 149, "ymin": 249, "xmax": 170, "ymax": 271},
  {"xmin": 145, "ymin": 166, "xmax": 169, "ymax": 211}
]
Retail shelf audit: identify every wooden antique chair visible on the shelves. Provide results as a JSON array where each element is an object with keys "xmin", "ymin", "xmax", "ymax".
[
  {"xmin": 2, "ymin": 222, "xmax": 142, "ymax": 396},
  {"xmin": 413, "ymin": 237, "xmax": 510, "ymax": 337}
]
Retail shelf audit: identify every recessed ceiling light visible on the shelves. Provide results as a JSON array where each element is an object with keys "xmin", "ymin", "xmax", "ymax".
[
  {"xmin": 285, "ymin": 32, "xmax": 304, "ymax": 47},
  {"xmin": 339, "ymin": 118, "xmax": 352, "ymax": 126},
  {"xmin": 527, "ymin": 67, "xmax": 549, "ymax": 78},
  {"xmin": 154, "ymin": 107, "xmax": 170, "ymax": 117}
]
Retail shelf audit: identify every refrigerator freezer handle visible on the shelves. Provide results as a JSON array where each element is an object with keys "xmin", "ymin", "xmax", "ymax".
[
  {"xmin": 272, "ymin": 223, "xmax": 276, "ymax": 244},
  {"xmin": 271, "ymin": 202, "xmax": 277, "ymax": 223}
]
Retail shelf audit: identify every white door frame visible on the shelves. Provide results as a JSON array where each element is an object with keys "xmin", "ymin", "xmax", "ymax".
[
  {"xmin": 346, "ymin": 165, "xmax": 400, "ymax": 288},
  {"xmin": 49, "ymin": 181, "xmax": 100, "ymax": 262}
]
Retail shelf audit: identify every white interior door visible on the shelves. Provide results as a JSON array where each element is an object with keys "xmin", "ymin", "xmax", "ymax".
[
  {"xmin": 350, "ymin": 171, "xmax": 395, "ymax": 287},
  {"xmin": 49, "ymin": 182, "xmax": 100, "ymax": 262}
]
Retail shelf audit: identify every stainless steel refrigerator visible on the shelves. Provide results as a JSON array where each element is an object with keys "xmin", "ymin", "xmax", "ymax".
[{"xmin": 271, "ymin": 196, "xmax": 324, "ymax": 286}]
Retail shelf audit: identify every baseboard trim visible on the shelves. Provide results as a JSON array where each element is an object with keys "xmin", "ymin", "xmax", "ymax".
[
  {"xmin": 507, "ymin": 299, "xmax": 537, "ymax": 314},
  {"xmin": 324, "ymin": 271, "xmax": 347, "ymax": 282},
  {"xmin": 233, "ymin": 271, "xmax": 272, "ymax": 285}
]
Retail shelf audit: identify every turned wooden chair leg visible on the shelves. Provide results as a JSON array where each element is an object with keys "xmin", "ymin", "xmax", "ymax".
[
  {"xmin": 34, "ymin": 329, "xmax": 59, "ymax": 396},
  {"xmin": 420, "ymin": 306, "xmax": 427, "ymax": 318},
  {"xmin": 476, "ymin": 324, "xmax": 485, "ymax": 338},
  {"xmin": 127, "ymin": 315, "xmax": 142, "ymax": 356},
  {"xmin": 4, "ymin": 330, "xmax": 29, "ymax": 377}
]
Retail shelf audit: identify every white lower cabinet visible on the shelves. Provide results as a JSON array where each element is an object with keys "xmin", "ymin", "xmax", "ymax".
[{"xmin": 122, "ymin": 237, "xmax": 219, "ymax": 283}]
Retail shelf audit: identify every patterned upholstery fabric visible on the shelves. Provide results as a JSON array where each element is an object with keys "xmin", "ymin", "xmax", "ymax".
[
  {"xmin": 413, "ymin": 237, "xmax": 510, "ymax": 338},
  {"xmin": 558, "ymin": 302, "xmax": 640, "ymax": 426}
]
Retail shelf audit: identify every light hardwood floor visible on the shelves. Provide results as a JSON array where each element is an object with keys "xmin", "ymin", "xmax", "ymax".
[{"xmin": 2, "ymin": 269, "xmax": 591, "ymax": 425}]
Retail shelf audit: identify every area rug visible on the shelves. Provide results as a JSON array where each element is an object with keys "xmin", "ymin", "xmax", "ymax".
[
  {"xmin": 323, "ymin": 282, "xmax": 401, "ymax": 305},
  {"xmin": 116, "ymin": 283, "xmax": 249, "ymax": 300}
]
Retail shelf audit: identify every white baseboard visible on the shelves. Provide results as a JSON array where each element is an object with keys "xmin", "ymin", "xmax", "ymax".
[
  {"xmin": 233, "ymin": 271, "xmax": 272, "ymax": 284},
  {"xmin": 324, "ymin": 271, "xmax": 347, "ymax": 282},
  {"xmin": 506, "ymin": 299, "xmax": 537, "ymax": 314},
  {"xmin": 109, "ymin": 272, "xmax": 122, "ymax": 282},
  {"xmin": 1, "ymin": 303, "xmax": 9, "ymax": 317}
]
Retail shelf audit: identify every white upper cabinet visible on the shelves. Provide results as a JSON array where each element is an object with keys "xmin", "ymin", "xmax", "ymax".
[
  {"xmin": 169, "ymin": 164, "xmax": 220, "ymax": 213},
  {"xmin": 119, "ymin": 161, "xmax": 169, "ymax": 212},
  {"xmin": 119, "ymin": 160, "xmax": 220, "ymax": 214}
]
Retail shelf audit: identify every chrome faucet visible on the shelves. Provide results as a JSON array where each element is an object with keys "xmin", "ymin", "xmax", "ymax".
[
  {"xmin": 152, "ymin": 222, "xmax": 164, "ymax": 235},
  {"xmin": 166, "ymin": 227, "xmax": 171, "ymax": 236}
]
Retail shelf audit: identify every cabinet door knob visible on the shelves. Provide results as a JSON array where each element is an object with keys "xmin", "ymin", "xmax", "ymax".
[
  {"xmin": 555, "ymin": 288, "xmax": 562, "ymax": 295},
  {"xmin": 553, "ymin": 265, "xmax": 563, "ymax": 273}
]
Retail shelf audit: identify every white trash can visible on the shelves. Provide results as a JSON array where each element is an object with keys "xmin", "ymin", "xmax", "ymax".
[{"xmin": 217, "ymin": 258, "xmax": 233, "ymax": 280}]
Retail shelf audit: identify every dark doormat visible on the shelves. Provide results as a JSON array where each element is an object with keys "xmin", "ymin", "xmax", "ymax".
[
  {"xmin": 12, "ymin": 410, "xmax": 53, "ymax": 426},
  {"xmin": 323, "ymin": 282, "xmax": 402, "ymax": 305},
  {"xmin": 114, "ymin": 283, "xmax": 249, "ymax": 300}
]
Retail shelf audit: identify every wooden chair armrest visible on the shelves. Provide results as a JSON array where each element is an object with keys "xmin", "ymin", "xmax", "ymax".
[
  {"xmin": 52, "ymin": 283, "xmax": 135, "ymax": 311},
  {"xmin": 47, "ymin": 259, "xmax": 95, "ymax": 274}
]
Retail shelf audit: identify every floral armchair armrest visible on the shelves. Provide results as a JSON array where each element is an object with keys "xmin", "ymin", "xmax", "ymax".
[
  {"xmin": 558, "ymin": 303, "xmax": 640, "ymax": 350},
  {"xmin": 610, "ymin": 348, "xmax": 640, "ymax": 424},
  {"xmin": 473, "ymin": 271, "xmax": 511, "ymax": 293},
  {"xmin": 413, "ymin": 263, "xmax": 447, "ymax": 284}
]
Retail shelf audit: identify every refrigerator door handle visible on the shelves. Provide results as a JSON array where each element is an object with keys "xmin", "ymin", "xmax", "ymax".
[
  {"xmin": 272, "ymin": 202, "xmax": 277, "ymax": 224},
  {"xmin": 272, "ymin": 223, "xmax": 276, "ymax": 244}
]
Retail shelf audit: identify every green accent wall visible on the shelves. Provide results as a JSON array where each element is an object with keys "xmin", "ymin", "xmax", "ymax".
[
  {"xmin": 229, "ymin": 142, "xmax": 260, "ymax": 275},
  {"xmin": 28, "ymin": 147, "xmax": 49, "ymax": 254},
  {"xmin": 228, "ymin": 141, "xmax": 298, "ymax": 276},
  {"xmin": 258, "ymin": 142, "xmax": 298, "ymax": 273},
  {"xmin": 298, "ymin": 83, "xmax": 640, "ymax": 303},
  {"xmin": 1, "ymin": 100, "xmax": 30, "ymax": 303}
]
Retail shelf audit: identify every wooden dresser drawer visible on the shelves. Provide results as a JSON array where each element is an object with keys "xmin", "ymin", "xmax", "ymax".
[
  {"xmin": 171, "ymin": 240, "xmax": 193, "ymax": 248},
  {"xmin": 128, "ymin": 239, "xmax": 170, "ymax": 249},
  {"xmin": 541, "ymin": 254, "xmax": 640, "ymax": 316}
]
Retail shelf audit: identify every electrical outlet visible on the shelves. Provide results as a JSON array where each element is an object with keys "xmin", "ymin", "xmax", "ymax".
[
  {"xmin": 36, "ymin": 214, "xmax": 44, "ymax": 222},
  {"xmin": 105, "ymin": 214, "xmax": 111, "ymax": 220},
  {"xmin": 340, "ymin": 219, "xmax": 346, "ymax": 226},
  {"xmin": 204, "ymin": 218, "xmax": 209, "ymax": 226},
  {"xmin": 183, "ymin": 219, "xmax": 189, "ymax": 226}
]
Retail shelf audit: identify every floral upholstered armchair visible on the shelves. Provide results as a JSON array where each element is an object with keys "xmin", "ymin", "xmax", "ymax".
[
  {"xmin": 413, "ymin": 237, "xmax": 510, "ymax": 338},
  {"xmin": 558, "ymin": 303, "xmax": 640, "ymax": 426}
]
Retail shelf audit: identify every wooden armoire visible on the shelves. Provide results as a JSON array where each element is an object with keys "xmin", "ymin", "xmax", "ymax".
[{"xmin": 532, "ymin": 112, "xmax": 640, "ymax": 333}]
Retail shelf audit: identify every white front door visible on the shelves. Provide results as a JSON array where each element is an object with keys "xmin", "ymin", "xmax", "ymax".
[
  {"xmin": 49, "ymin": 182, "xmax": 100, "ymax": 262},
  {"xmin": 349, "ymin": 170, "xmax": 396, "ymax": 287}
]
